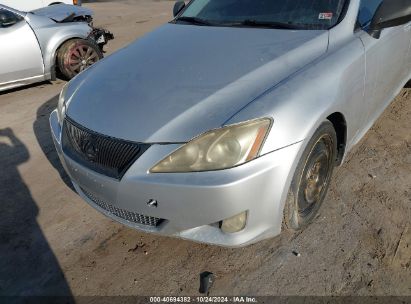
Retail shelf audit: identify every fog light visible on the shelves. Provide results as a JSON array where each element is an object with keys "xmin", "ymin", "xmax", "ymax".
[{"xmin": 220, "ymin": 211, "xmax": 247, "ymax": 233}]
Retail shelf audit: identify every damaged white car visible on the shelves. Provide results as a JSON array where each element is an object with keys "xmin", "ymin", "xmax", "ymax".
[{"xmin": 0, "ymin": 4, "xmax": 113, "ymax": 92}]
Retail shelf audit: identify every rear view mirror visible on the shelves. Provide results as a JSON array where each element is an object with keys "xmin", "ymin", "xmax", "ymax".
[
  {"xmin": 173, "ymin": 1, "xmax": 186, "ymax": 17},
  {"xmin": 0, "ymin": 10, "xmax": 19, "ymax": 27},
  {"xmin": 369, "ymin": 0, "xmax": 411, "ymax": 38}
]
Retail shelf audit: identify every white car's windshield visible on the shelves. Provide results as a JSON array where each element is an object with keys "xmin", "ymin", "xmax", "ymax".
[{"xmin": 177, "ymin": 0, "xmax": 348, "ymax": 30}]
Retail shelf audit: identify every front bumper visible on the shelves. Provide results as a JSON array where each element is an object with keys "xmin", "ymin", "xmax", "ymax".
[{"xmin": 50, "ymin": 110, "xmax": 302, "ymax": 247}]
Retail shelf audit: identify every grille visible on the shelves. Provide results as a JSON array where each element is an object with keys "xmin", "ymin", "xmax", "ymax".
[
  {"xmin": 62, "ymin": 117, "xmax": 150, "ymax": 180},
  {"xmin": 81, "ymin": 188, "xmax": 164, "ymax": 227}
]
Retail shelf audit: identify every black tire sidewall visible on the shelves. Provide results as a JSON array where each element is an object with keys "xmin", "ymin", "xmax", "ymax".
[{"xmin": 283, "ymin": 120, "xmax": 337, "ymax": 231}]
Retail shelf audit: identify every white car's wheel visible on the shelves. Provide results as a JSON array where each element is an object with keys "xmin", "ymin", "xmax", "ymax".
[{"xmin": 57, "ymin": 39, "xmax": 103, "ymax": 79}]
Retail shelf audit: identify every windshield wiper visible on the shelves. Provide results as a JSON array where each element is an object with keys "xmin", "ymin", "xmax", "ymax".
[
  {"xmin": 231, "ymin": 19, "xmax": 303, "ymax": 30},
  {"xmin": 175, "ymin": 16, "xmax": 214, "ymax": 26},
  {"xmin": 175, "ymin": 17, "xmax": 304, "ymax": 29}
]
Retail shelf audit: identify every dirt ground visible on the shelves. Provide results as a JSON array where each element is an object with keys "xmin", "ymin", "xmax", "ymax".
[{"xmin": 0, "ymin": 0, "xmax": 410, "ymax": 297}]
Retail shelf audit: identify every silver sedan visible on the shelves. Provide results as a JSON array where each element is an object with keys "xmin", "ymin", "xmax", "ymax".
[
  {"xmin": 0, "ymin": 4, "xmax": 113, "ymax": 92},
  {"xmin": 50, "ymin": 0, "xmax": 411, "ymax": 247}
]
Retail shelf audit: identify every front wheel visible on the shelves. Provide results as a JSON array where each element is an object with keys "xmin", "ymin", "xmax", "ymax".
[
  {"xmin": 283, "ymin": 121, "xmax": 337, "ymax": 230},
  {"xmin": 57, "ymin": 39, "xmax": 103, "ymax": 80}
]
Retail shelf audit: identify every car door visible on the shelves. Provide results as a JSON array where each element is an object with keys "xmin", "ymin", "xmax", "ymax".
[
  {"xmin": 356, "ymin": 0, "xmax": 411, "ymax": 123},
  {"xmin": 0, "ymin": 9, "xmax": 44, "ymax": 85}
]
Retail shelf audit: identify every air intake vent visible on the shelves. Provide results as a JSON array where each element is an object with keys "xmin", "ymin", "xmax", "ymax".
[{"xmin": 81, "ymin": 187, "xmax": 164, "ymax": 227}]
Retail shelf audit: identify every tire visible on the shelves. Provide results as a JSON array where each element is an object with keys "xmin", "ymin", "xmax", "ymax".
[
  {"xmin": 57, "ymin": 39, "xmax": 103, "ymax": 80},
  {"xmin": 283, "ymin": 120, "xmax": 338, "ymax": 231}
]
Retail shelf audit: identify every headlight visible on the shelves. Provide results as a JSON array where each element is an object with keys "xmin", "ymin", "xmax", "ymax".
[
  {"xmin": 150, "ymin": 118, "xmax": 271, "ymax": 173},
  {"xmin": 57, "ymin": 83, "xmax": 68, "ymax": 125}
]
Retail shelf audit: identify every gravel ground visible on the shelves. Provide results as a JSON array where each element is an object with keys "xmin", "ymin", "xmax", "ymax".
[{"xmin": 0, "ymin": 0, "xmax": 410, "ymax": 297}]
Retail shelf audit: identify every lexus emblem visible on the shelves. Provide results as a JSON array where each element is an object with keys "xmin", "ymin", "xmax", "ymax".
[{"xmin": 80, "ymin": 136, "xmax": 99, "ymax": 161}]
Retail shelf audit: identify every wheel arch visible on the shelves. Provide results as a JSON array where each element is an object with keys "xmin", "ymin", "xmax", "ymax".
[
  {"xmin": 38, "ymin": 24, "xmax": 91, "ymax": 78},
  {"xmin": 326, "ymin": 112, "xmax": 347, "ymax": 166}
]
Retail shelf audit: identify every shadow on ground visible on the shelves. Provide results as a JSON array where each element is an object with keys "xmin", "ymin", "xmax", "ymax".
[
  {"xmin": 33, "ymin": 95, "xmax": 74, "ymax": 191},
  {"xmin": 0, "ymin": 127, "xmax": 73, "ymax": 298},
  {"xmin": 0, "ymin": 81, "xmax": 51, "ymax": 96}
]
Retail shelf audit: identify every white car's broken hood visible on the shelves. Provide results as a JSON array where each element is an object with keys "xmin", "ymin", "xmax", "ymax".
[{"xmin": 30, "ymin": 4, "xmax": 92, "ymax": 22}]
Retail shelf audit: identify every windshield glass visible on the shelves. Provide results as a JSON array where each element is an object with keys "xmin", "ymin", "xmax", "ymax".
[{"xmin": 178, "ymin": 0, "xmax": 347, "ymax": 29}]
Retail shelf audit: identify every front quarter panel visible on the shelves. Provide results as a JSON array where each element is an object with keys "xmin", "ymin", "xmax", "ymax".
[
  {"xmin": 225, "ymin": 33, "xmax": 366, "ymax": 229},
  {"xmin": 228, "ymin": 35, "xmax": 366, "ymax": 157},
  {"xmin": 26, "ymin": 14, "xmax": 92, "ymax": 75}
]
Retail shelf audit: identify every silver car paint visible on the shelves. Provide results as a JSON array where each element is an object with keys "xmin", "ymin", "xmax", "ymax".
[
  {"xmin": 31, "ymin": 4, "xmax": 92, "ymax": 22},
  {"xmin": 0, "ymin": 4, "xmax": 92, "ymax": 92},
  {"xmin": 65, "ymin": 25, "xmax": 329, "ymax": 144},
  {"xmin": 50, "ymin": 0, "xmax": 411, "ymax": 246},
  {"xmin": 0, "ymin": 18, "xmax": 44, "ymax": 85},
  {"xmin": 230, "ymin": 0, "xmax": 411, "ymax": 155},
  {"xmin": 50, "ymin": 109, "xmax": 303, "ymax": 246}
]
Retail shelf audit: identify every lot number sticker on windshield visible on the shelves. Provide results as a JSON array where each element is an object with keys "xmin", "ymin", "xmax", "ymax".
[{"xmin": 319, "ymin": 12, "xmax": 333, "ymax": 20}]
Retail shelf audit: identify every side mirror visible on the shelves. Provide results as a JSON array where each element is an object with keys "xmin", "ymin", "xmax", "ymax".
[
  {"xmin": 173, "ymin": 1, "xmax": 186, "ymax": 17},
  {"xmin": 369, "ymin": 0, "xmax": 411, "ymax": 38},
  {"xmin": 0, "ymin": 10, "xmax": 19, "ymax": 27}
]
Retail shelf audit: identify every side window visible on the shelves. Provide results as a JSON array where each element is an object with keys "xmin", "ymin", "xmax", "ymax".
[
  {"xmin": 357, "ymin": 0, "xmax": 383, "ymax": 28},
  {"xmin": 0, "ymin": 9, "xmax": 22, "ymax": 28}
]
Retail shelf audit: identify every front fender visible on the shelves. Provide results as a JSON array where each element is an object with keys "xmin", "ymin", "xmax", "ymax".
[
  {"xmin": 27, "ymin": 14, "xmax": 92, "ymax": 75},
  {"xmin": 226, "ymin": 35, "xmax": 366, "ymax": 159},
  {"xmin": 43, "ymin": 24, "xmax": 92, "ymax": 75}
]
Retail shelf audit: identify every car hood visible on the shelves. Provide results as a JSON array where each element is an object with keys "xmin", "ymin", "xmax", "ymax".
[
  {"xmin": 30, "ymin": 4, "xmax": 92, "ymax": 22},
  {"xmin": 66, "ymin": 23, "xmax": 329, "ymax": 143}
]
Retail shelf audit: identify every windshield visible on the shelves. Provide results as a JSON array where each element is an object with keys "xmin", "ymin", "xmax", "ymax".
[{"xmin": 178, "ymin": 0, "xmax": 347, "ymax": 30}]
